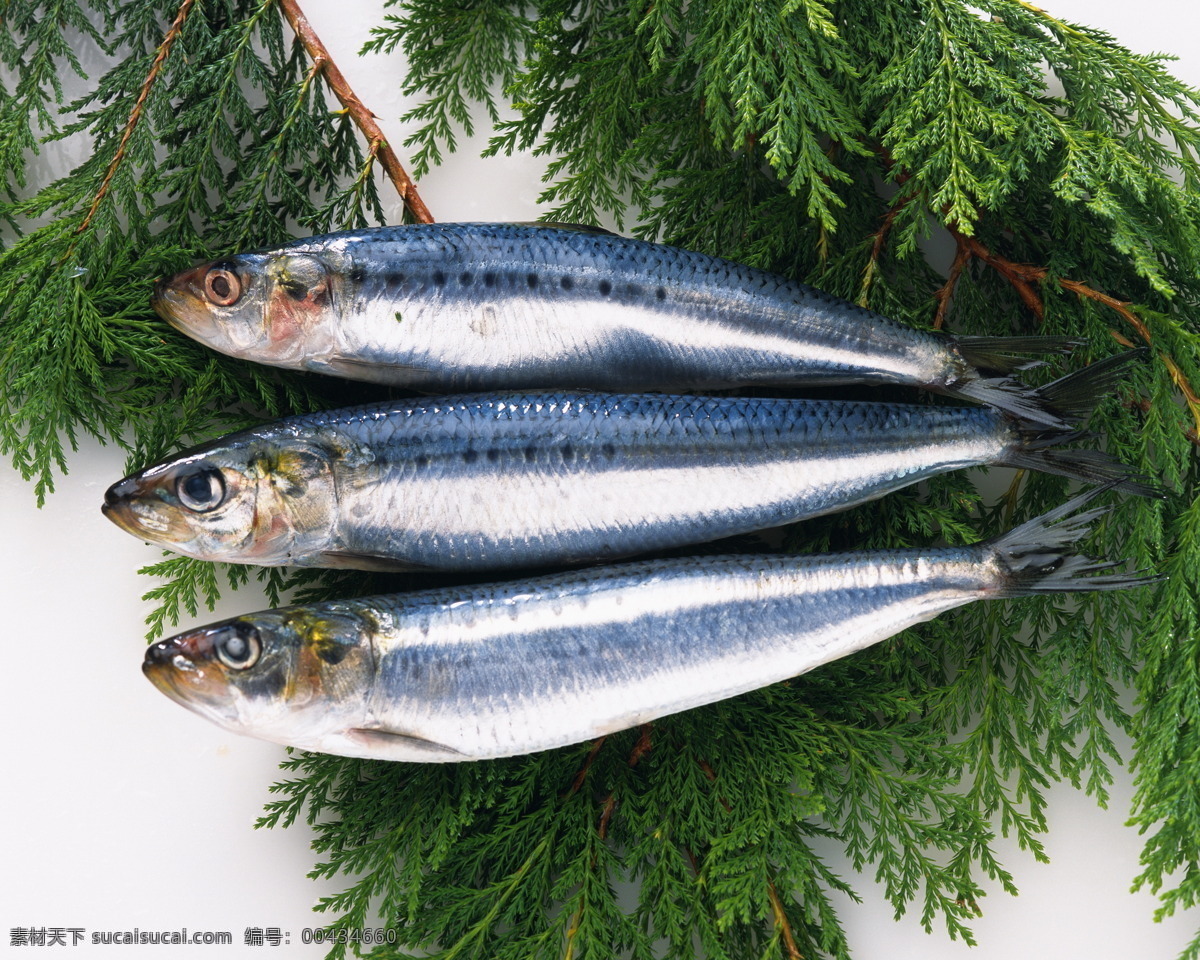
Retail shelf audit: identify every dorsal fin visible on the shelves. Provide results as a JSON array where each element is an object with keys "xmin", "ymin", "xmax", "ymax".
[{"xmin": 511, "ymin": 221, "xmax": 621, "ymax": 237}]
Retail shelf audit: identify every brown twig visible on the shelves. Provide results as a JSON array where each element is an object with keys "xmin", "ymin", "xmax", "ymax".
[
  {"xmin": 76, "ymin": 0, "xmax": 197, "ymax": 236},
  {"xmin": 563, "ymin": 737, "xmax": 607, "ymax": 798},
  {"xmin": 278, "ymin": 0, "xmax": 434, "ymax": 223},
  {"xmin": 628, "ymin": 724, "xmax": 654, "ymax": 767},
  {"xmin": 886, "ymin": 147, "xmax": 1197, "ymax": 447},
  {"xmin": 767, "ymin": 881, "xmax": 804, "ymax": 960},
  {"xmin": 945, "ymin": 227, "xmax": 1161, "ymax": 347},
  {"xmin": 948, "ymin": 227, "xmax": 1046, "ymax": 320},
  {"xmin": 1058, "ymin": 277, "xmax": 1153, "ymax": 343},
  {"xmin": 943, "ymin": 228, "xmax": 1200, "ymax": 443},
  {"xmin": 933, "ymin": 233, "xmax": 972, "ymax": 329},
  {"xmin": 857, "ymin": 195, "xmax": 911, "ymax": 308},
  {"xmin": 1163, "ymin": 355, "xmax": 1200, "ymax": 444},
  {"xmin": 597, "ymin": 792, "xmax": 616, "ymax": 839}
]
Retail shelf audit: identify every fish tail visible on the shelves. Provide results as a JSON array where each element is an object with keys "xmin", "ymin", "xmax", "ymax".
[
  {"xmin": 986, "ymin": 483, "xmax": 1162, "ymax": 597},
  {"xmin": 953, "ymin": 335, "xmax": 1082, "ymax": 375},
  {"xmin": 998, "ymin": 399, "xmax": 1162, "ymax": 497},
  {"xmin": 1030, "ymin": 348, "xmax": 1149, "ymax": 423},
  {"xmin": 950, "ymin": 347, "xmax": 1146, "ymax": 428}
]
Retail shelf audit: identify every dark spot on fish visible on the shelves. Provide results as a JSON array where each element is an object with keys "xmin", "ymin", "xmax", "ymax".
[
  {"xmin": 349, "ymin": 266, "xmax": 366, "ymax": 284},
  {"xmin": 601, "ymin": 443, "xmax": 616, "ymax": 458},
  {"xmin": 386, "ymin": 272, "xmax": 407, "ymax": 292},
  {"xmin": 413, "ymin": 455, "xmax": 429, "ymax": 469},
  {"xmin": 526, "ymin": 273, "xmax": 539, "ymax": 289},
  {"xmin": 462, "ymin": 449, "xmax": 478, "ymax": 464},
  {"xmin": 655, "ymin": 286, "xmax": 667, "ymax": 300},
  {"xmin": 560, "ymin": 276, "xmax": 574, "ymax": 291},
  {"xmin": 282, "ymin": 280, "xmax": 308, "ymax": 301},
  {"xmin": 485, "ymin": 448, "xmax": 500, "ymax": 463},
  {"xmin": 244, "ymin": 667, "xmax": 288, "ymax": 700},
  {"xmin": 524, "ymin": 445, "xmax": 538, "ymax": 462},
  {"xmin": 432, "ymin": 270, "xmax": 447, "ymax": 286},
  {"xmin": 460, "ymin": 271, "xmax": 474, "ymax": 286},
  {"xmin": 315, "ymin": 640, "xmax": 349, "ymax": 665},
  {"xmin": 483, "ymin": 272, "xmax": 497, "ymax": 288},
  {"xmin": 598, "ymin": 280, "xmax": 612, "ymax": 296},
  {"xmin": 561, "ymin": 443, "xmax": 574, "ymax": 461}
]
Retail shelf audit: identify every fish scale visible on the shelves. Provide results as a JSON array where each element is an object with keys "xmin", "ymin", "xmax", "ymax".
[
  {"xmin": 103, "ymin": 375, "xmax": 1154, "ymax": 572},
  {"xmin": 324, "ymin": 223, "xmax": 939, "ymax": 388},
  {"xmin": 142, "ymin": 489, "xmax": 1158, "ymax": 762},
  {"xmin": 153, "ymin": 223, "xmax": 1082, "ymax": 423},
  {"xmin": 269, "ymin": 394, "xmax": 997, "ymax": 570}
]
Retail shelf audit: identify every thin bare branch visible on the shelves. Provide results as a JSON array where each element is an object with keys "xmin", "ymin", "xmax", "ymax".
[
  {"xmin": 933, "ymin": 233, "xmax": 972, "ymax": 329},
  {"xmin": 597, "ymin": 792, "xmax": 616, "ymax": 839},
  {"xmin": 857, "ymin": 195, "xmax": 911, "ymax": 308},
  {"xmin": 768, "ymin": 881, "xmax": 804, "ymax": 960},
  {"xmin": 629, "ymin": 724, "xmax": 653, "ymax": 767},
  {"xmin": 1058, "ymin": 276, "xmax": 1153, "ymax": 343},
  {"xmin": 942, "ymin": 228, "xmax": 1200, "ymax": 444},
  {"xmin": 563, "ymin": 737, "xmax": 607, "ymax": 798},
  {"xmin": 77, "ymin": 0, "xmax": 196, "ymax": 236},
  {"xmin": 1162, "ymin": 354, "xmax": 1200, "ymax": 445},
  {"xmin": 278, "ymin": 0, "xmax": 434, "ymax": 223},
  {"xmin": 949, "ymin": 227, "xmax": 1046, "ymax": 320}
]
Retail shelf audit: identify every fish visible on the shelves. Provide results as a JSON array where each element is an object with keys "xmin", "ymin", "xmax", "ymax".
[
  {"xmin": 141, "ymin": 486, "xmax": 1159, "ymax": 762},
  {"xmin": 153, "ymin": 222, "xmax": 1081, "ymax": 425},
  {"xmin": 103, "ymin": 353, "xmax": 1156, "ymax": 572}
]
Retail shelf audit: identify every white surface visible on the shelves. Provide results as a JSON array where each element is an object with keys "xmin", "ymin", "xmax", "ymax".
[{"xmin": 3, "ymin": 1, "xmax": 1198, "ymax": 956}]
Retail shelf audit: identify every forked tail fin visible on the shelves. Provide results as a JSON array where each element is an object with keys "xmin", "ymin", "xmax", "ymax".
[
  {"xmin": 1032, "ymin": 349, "xmax": 1148, "ymax": 423},
  {"xmin": 962, "ymin": 349, "xmax": 1158, "ymax": 495},
  {"xmin": 954, "ymin": 335, "xmax": 1081, "ymax": 375},
  {"xmin": 948, "ymin": 344, "xmax": 1144, "ymax": 428},
  {"xmin": 995, "ymin": 350, "xmax": 1160, "ymax": 496},
  {"xmin": 988, "ymin": 484, "xmax": 1162, "ymax": 598},
  {"xmin": 999, "ymin": 434, "xmax": 1161, "ymax": 497}
]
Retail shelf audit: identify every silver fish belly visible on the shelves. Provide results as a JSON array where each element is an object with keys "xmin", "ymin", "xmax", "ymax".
[
  {"xmin": 102, "ymin": 384, "xmax": 1152, "ymax": 571},
  {"xmin": 154, "ymin": 223, "xmax": 1078, "ymax": 423},
  {"xmin": 142, "ymin": 488, "xmax": 1157, "ymax": 762}
]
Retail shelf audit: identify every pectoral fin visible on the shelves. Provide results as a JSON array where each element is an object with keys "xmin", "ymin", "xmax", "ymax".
[
  {"xmin": 322, "ymin": 356, "xmax": 429, "ymax": 380},
  {"xmin": 317, "ymin": 550, "xmax": 434, "ymax": 572},
  {"xmin": 348, "ymin": 727, "xmax": 465, "ymax": 761}
]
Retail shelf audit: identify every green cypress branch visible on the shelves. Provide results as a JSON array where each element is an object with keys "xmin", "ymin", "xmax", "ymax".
[{"xmin": 7, "ymin": 1, "xmax": 1200, "ymax": 957}]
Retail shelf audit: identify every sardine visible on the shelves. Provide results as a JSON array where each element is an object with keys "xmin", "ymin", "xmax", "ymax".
[
  {"xmin": 103, "ymin": 354, "xmax": 1154, "ymax": 571},
  {"xmin": 153, "ymin": 223, "xmax": 1080, "ymax": 425},
  {"xmin": 142, "ymin": 487, "xmax": 1158, "ymax": 762}
]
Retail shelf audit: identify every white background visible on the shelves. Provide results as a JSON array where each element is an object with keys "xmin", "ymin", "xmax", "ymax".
[{"xmin": 3, "ymin": 1, "xmax": 1198, "ymax": 956}]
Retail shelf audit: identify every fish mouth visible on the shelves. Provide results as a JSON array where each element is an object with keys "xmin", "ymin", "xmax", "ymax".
[
  {"xmin": 102, "ymin": 480, "xmax": 144, "ymax": 537},
  {"xmin": 150, "ymin": 276, "xmax": 177, "ymax": 324},
  {"xmin": 143, "ymin": 634, "xmax": 238, "ymax": 723},
  {"xmin": 102, "ymin": 475, "xmax": 193, "ymax": 544},
  {"xmin": 151, "ymin": 266, "xmax": 220, "ymax": 341},
  {"xmin": 143, "ymin": 639, "xmax": 191, "ymax": 700}
]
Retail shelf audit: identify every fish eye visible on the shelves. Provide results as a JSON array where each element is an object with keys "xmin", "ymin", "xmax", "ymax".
[
  {"xmin": 215, "ymin": 624, "xmax": 261, "ymax": 670},
  {"xmin": 176, "ymin": 468, "xmax": 226, "ymax": 512},
  {"xmin": 203, "ymin": 265, "xmax": 242, "ymax": 306}
]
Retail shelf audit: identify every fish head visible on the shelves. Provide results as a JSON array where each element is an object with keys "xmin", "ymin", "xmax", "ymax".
[
  {"xmin": 102, "ymin": 433, "xmax": 341, "ymax": 566},
  {"xmin": 143, "ymin": 607, "xmax": 377, "ymax": 746},
  {"xmin": 153, "ymin": 251, "xmax": 338, "ymax": 366}
]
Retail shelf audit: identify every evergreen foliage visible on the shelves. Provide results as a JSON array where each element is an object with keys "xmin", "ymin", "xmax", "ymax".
[{"xmin": 5, "ymin": 0, "xmax": 1200, "ymax": 957}]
